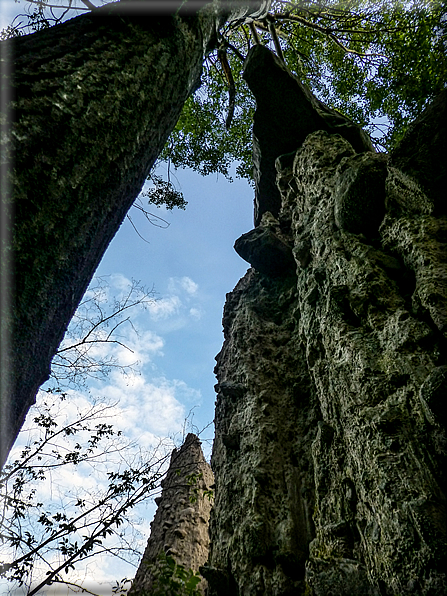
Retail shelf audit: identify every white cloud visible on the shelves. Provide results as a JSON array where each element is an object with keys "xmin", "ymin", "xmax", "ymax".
[
  {"xmin": 81, "ymin": 272, "xmax": 133, "ymax": 304},
  {"xmin": 111, "ymin": 328, "xmax": 164, "ymax": 367},
  {"xmin": 3, "ymin": 268, "xmax": 207, "ymax": 594},
  {"xmin": 97, "ymin": 375, "xmax": 188, "ymax": 441},
  {"xmin": 3, "ymin": 379, "xmax": 183, "ymax": 595},
  {"xmin": 25, "ymin": 547, "xmax": 137, "ymax": 596},
  {"xmin": 189, "ymin": 307, "xmax": 202, "ymax": 320},
  {"xmin": 109, "ymin": 272, "xmax": 132, "ymax": 291},
  {"xmin": 168, "ymin": 276, "xmax": 199, "ymax": 296},
  {"xmin": 144, "ymin": 277, "xmax": 202, "ymax": 328},
  {"xmin": 147, "ymin": 295, "xmax": 182, "ymax": 320},
  {"xmin": 55, "ymin": 325, "xmax": 164, "ymax": 384}
]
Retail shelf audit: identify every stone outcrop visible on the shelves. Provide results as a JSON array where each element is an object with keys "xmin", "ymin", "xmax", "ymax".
[
  {"xmin": 390, "ymin": 88, "xmax": 446, "ymax": 216},
  {"xmin": 130, "ymin": 434, "xmax": 213, "ymax": 595},
  {"xmin": 243, "ymin": 45, "xmax": 374, "ymax": 226},
  {"xmin": 234, "ymin": 212, "xmax": 296, "ymax": 277},
  {"xmin": 206, "ymin": 79, "xmax": 447, "ymax": 596}
]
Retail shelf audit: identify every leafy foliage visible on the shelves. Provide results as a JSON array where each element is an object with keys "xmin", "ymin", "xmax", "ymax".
[
  {"xmin": 0, "ymin": 2, "xmax": 66, "ymax": 40},
  {"xmin": 183, "ymin": 471, "xmax": 214, "ymax": 504},
  {"xmin": 159, "ymin": 65, "xmax": 255, "ymax": 182},
  {"xmin": 160, "ymin": 0, "xmax": 446, "ymax": 186},
  {"xmin": 146, "ymin": 552, "xmax": 202, "ymax": 596},
  {"xmin": 3, "ymin": 0, "xmax": 445, "ymax": 195},
  {"xmin": 0, "ymin": 389, "xmax": 173, "ymax": 595},
  {"xmin": 143, "ymin": 175, "xmax": 188, "ymax": 210}
]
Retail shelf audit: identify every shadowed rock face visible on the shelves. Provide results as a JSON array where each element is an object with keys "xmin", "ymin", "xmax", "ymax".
[
  {"xmin": 129, "ymin": 434, "xmax": 213, "ymax": 596},
  {"xmin": 207, "ymin": 87, "xmax": 447, "ymax": 595},
  {"xmin": 390, "ymin": 88, "xmax": 447, "ymax": 215},
  {"xmin": 234, "ymin": 212, "xmax": 296, "ymax": 277},
  {"xmin": 243, "ymin": 44, "xmax": 374, "ymax": 226}
]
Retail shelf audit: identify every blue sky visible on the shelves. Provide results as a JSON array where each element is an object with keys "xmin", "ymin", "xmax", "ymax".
[
  {"xmin": 13, "ymin": 167, "xmax": 255, "ymax": 593},
  {"xmin": 1, "ymin": 1, "xmax": 257, "ymax": 590},
  {"xmin": 93, "ymin": 165, "xmax": 254, "ymax": 455}
]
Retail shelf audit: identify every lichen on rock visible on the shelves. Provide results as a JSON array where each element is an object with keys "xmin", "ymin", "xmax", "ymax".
[
  {"xmin": 129, "ymin": 434, "xmax": 213, "ymax": 595},
  {"xmin": 207, "ymin": 76, "xmax": 447, "ymax": 595}
]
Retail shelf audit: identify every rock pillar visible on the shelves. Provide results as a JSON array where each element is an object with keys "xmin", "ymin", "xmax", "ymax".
[
  {"xmin": 206, "ymin": 53, "xmax": 447, "ymax": 594},
  {"xmin": 130, "ymin": 434, "xmax": 214, "ymax": 595}
]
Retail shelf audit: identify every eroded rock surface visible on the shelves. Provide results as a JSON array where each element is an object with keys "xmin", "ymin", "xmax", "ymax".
[
  {"xmin": 243, "ymin": 45, "xmax": 374, "ymax": 226},
  {"xmin": 129, "ymin": 434, "xmax": 213, "ymax": 595},
  {"xmin": 390, "ymin": 88, "xmax": 446, "ymax": 215},
  {"xmin": 208, "ymin": 91, "xmax": 447, "ymax": 594},
  {"xmin": 234, "ymin": 212, "xmax": 296, "ymax": 277}
]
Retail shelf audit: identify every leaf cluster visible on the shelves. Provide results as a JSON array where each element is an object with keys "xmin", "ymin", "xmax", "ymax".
[
  {"xmin": 160, "ymin": 0, "xmax": 446, "ymax": 186},
  {"xmin": 145, "ymin": 552, "xmax": 202, "ymax": 596},
  {"xmin": 0, "ymin": 390, "xmax": 172, "ymax": 593},
  {"xmin": 2, "ymin": 0, "xmax": 446, "ymax": 203},
  {"xmin": 182, "ymin": 471, "xmax": 214, "ymax": 504}
]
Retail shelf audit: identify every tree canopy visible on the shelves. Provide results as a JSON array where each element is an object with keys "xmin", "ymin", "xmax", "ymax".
[
  {"xmin": 3, "ymin": 0, "xmax": 445, "ymax": 191},
  {"xmin": 160, "ymin": 0, "xmax": 446, "ymax": 185}
]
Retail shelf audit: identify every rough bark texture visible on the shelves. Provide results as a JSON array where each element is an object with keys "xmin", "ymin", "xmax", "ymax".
[
  {"xmin": 129, "ymin": 434, "xmax": 214, "ymax": 595},
  {"xmin": 0, "ymin": 0, "xmax": 271, "ymax": 469},
  {"xmin": 1, "ymin": 4, "xmax": 206, "ymax": 468},
  {"xmin": 206, "ymin": 53, "xmax": 447, "ymax": 595}
]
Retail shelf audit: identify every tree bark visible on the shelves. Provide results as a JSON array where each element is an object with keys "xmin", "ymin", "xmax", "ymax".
[{"xmin": 0, "ymin": 0, "xmax": 271, "ymax": 469}]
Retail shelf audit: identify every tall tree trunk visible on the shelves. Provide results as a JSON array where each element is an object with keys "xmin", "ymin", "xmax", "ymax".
[{"xmin": 0, "ymin": 0, "xmax": 271, "ymax": 469}]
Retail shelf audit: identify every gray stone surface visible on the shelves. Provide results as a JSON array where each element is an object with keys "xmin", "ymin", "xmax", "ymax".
[
  {"xmin": 243, "ymin": 44, "xmax": 374, "ymax": 226},
  {"xmin": 234, "ymin": 212, "xmax": 296, "ymax": 277},
  {"xmin": 334, "ymin": 151, "xmax": 388, "ymax": 237},
  {"xmin": 129, "ymin": 434, "xmax": 213, "ymax": 595},
  {"xmin": 208, "ymin": 106, "xmax": 447, "ymax": 593},
  {"xmin": 390, "ymin": 88, "xmax": 447, "ymax": 215}
]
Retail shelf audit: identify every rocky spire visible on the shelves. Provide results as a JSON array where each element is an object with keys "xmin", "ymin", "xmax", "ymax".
[
  {"xmin": 206, "ymin": 58, "xmax": 447, "ymax": 595},
  {"xmin": 242, "ymin": 44, "xmax": 374, "ymax": 227},
  {"xmin": 129, "ymin": 434, "xmax": 214, "ymax": 595}
]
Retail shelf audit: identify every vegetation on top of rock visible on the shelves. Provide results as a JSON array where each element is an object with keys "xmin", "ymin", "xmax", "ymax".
[
  {"xmin": 4, "ymin": 0, "xmax": 446, "ymax": 189},
  {"xmin": 162, "ymin": 0, "xmax": 446, "ymax": 182}
]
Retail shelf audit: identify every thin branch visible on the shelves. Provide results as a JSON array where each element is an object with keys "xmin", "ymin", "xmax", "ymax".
[
  {"xmin": 274, "ymin": 11, "xmax": 407, "ymax": 36},
  {"xmin": 220, "ymin": 38, "xmax": 246, "ymax": 63},
  {"xmin": 132, "ymin": 203, "xmax": 170, "ymax": 229},
  {"xmin": 327, "ymin": 32, "xmax": 387, "ymax": 59},
  {"xmin": 22, "ymin": 0, "xmax": 90, "ymax": 9},
  {"xmin": 3, "ymin": 443, "xmax": 172, "ymax": 579},
  {"xmin": 26, "ymin": 472, "xmax": 162, "ymax": 596},
  {"xmin": 272, "ymin": 13, "xmax": 389, "ymax": 58},
  {"xmin": 252, "ymin": 19, "xmax": 288, "ymax": 40},
  {"xmin": 267, "ymin": 17, "xmax": 285, "ymax": 61},
  {"xmin": 218, "ymin": 47, "xmax": 236, "ymax": 129},
  {"xmin": 249, "ymin": 21, "xmax": 261, "ymax": 44},
  {"xmin": 55, "ymin": 294, "xmax": 151, "ymax": 355},
  {"xmin": 1, "ymin": 404, "xmax": 119, "ymax": 483},
  {"xmin": 126, "ymin": 214, "xmax": 151, "ymax": 244}
]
